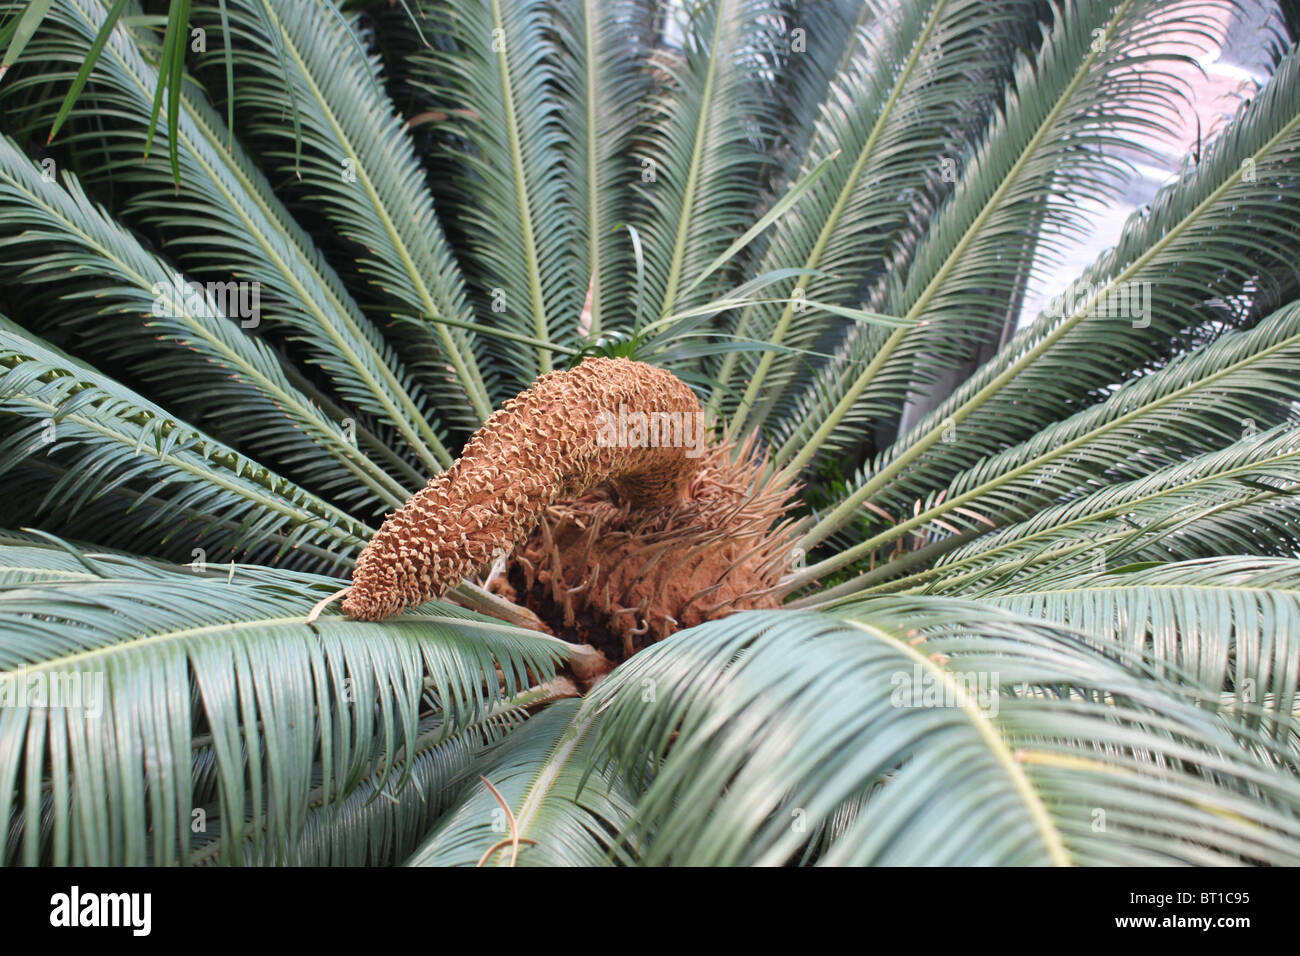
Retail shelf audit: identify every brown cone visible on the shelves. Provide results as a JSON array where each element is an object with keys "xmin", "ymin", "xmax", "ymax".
[{"xmin": 344, "ymin": 357, "xmax": 704, "ymax": 621}]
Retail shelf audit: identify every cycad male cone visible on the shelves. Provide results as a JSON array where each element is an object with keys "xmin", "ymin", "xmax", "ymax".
[{"xmin": 343, "ymin": 357, "xmax": 704, "ymax": 621}]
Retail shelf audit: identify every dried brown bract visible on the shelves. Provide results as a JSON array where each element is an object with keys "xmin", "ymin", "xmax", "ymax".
[{"xmin": 497, "ymin": 435, "xmax": 801, "ymax": 661}]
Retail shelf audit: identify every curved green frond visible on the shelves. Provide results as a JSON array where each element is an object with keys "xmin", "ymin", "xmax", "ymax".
[
  {"xmin": 12, "ymin": 0, "xmax": 452, "ymax": 471},
  {"xmin": 773, "ymin": 0, "xmax": 1229, "ymax": 469},
  {"xmin": 793, "ymin": 297, "xmax": 1300, "ymax": 585},
  {"xmin": 552, "ymin": 0, "xmax": 648, "ymax": 334},
  {"xmin": 0, "ymin": 134, "xmax": 412, "ymax": 513},
  {"xmin": 406, "ymin": 700, "xmax": 640, "ymax": 866},
  {"xmin": 587, "ymin": 603, "xmax": 1300, "ymax": 865},
  {"xmin": 408, "ymin": 0, "xmax": 577, "ymax": 386},
  {"xmin": 976, "ymin": 556, "xmax": 1300, "ymax": 738},
  {"xmin": 635, "ymin": 0, "xmax": 785, "ymax": 320},
  {"xmin": 0, "ymin": 314, "xmax": 370, "ymax": 564},
  {"xmin": 206, "ymin": 710, "xmax": 529, "ymax": 865},
  {"xmin": 803, "ymin": 35, "xmax": 1300, "ymax": 567},
  {"xmin": 209, "ymin": 0, "xmax": 494, "ymax": 427},
  {"xmin": 0, "ymin": 544, "xmax": 565, "ymax": 865},
  {"xmin": 880, "ymin": 425, "xmax": 1300, "ymax": 597},
  {"xmin": 712, "ymin": 0, "xmax": 1029, "ymax": 429}
]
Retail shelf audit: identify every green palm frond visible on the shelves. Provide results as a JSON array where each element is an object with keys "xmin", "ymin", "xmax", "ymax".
[
  {"xmin": 759, "ymin": 0, "xmax": 873, "ymax": 184},
  {"xmin": 971, "ymin": 556, "xmax": 1300, "ymax": 737},
  {"xmin": 0, "ymin": 314, "xmax": 369, "ymax": 565},
  {"xmin": 208, "ymin": 0, "xmax": 495, "ymax": 427},
  {"xmin": 634, "ymin": 0, "xmax": 786, "ymax": 321},
  {"xmin": 0, "ymin": 543, "xmax": 565, "ymax": 865},
  {"xmin": 585, "ymin": 603, "xmax": 1300, "ymax": 865},
  {"xmin": 771, "ymin": 0, "xmax": 1231, "ymax": 471},
  {"xmin": 552, "ymin": 0, "xmax": 649, "ymax": 334},
  {"xmin": 407, "ymin": 0, "xmax": 578, "ymax": 386},
  {"xmin": 0, "ymin": 0, "xmax": 57, "ymax": 79},
  {"xmin": 791, "ymin": 298, "xmax": 1300, "ymax": 585},
  {"xmin": 212, "ymin": 711, "xmax": 526, "ymax": 865},
  {"xmin": 2, "ymin": 0, "xmax": 211, "ymax": 178},
  {"xmin": 710, "ymin": 0, "xmax": 1029, "ymax": 429},
  {"xmin": 6, "ymin": 0, "xmax": 452, "ymax": 472},
  {"xmin": 0, "ymin": 134, "xmax": 411, "ymax": 514},
  {"xmin": 802, "ymin": 36, "xmax": 1300, "ymax": 571},
  {"xmin": 1, "ymin": 466, "xmax": 354, "ymax": 569},
  {"xmin": 406, "ymin": 700, "xmax": 639, "ymax": 866},
  {"xmin": 857, "ymin": 425, "xmax": 1300, "ymax": 598}
]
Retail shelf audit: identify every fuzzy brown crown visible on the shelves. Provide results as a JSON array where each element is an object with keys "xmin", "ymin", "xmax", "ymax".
[
  {"xmin": 343, "ymin": 357, "xmax": 704, "ymax": 621},
  {"xmin": 496, "ymin": 436, "xmax": 801, "ymax": 660}
]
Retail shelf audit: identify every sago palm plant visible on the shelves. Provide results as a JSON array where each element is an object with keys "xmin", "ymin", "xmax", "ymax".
[{"xmin": 2, "ymin": 0, "xmax": 1300, "ymax": 866}]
